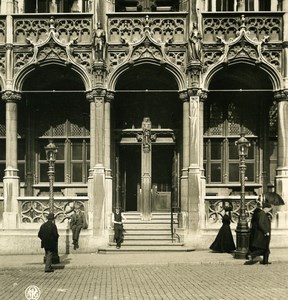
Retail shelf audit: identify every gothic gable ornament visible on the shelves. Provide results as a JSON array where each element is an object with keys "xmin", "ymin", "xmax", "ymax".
[
  {"xmin": 214, "ymin": 15, "xmax": 272, "ymax": 68},
  {"xmin": 26, "ymin": 17, "xmax": 77, "ymax": 66}
]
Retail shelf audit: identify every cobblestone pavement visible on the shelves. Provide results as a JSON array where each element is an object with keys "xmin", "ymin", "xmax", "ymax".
[{"xmin": 1, "ymin": 251, "xmax": 288, "ymax": 300}]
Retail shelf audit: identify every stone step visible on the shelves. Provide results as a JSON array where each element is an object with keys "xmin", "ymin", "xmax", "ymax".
[
  {"xmin": 109, "ymin": 240, "xmax": 182, "ymax": 246},
  {"xmin": 98, "ymin": 245, "xmax": 195, "ymax": 253}
]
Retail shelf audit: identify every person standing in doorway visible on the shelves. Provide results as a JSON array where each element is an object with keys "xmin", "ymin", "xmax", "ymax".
[
  {"xmin": 113, "ymin": 207, "xmax": 126, "ymax": 249},
  {"xmin": 70, "ymin": 204, "xmax": 87, "ymax": 250},
  {"xmin": 246, "ymin": 202, "xmax": 272, "ymax": 265},
  {"xmin": 38, "ymin": 213, "xmax": 59, "ymax": 273}
]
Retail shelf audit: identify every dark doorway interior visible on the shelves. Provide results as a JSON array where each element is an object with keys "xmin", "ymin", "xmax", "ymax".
[
  {"xmin": 152, "ymin": 145, "xmax": 174, "ymax": 211},
  {"xmin": 120, "ymin": 145, "xmax": 141, "ymax": 211}
]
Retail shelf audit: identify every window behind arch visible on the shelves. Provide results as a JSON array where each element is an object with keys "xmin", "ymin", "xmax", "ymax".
[
  {"xmin": 24, "ymin": 0, "xmax": 90, "ymax": 13},
  {"xmin": 115, "ymin": 0, "xmax": 180, "ymax": 12},
  {"xmin": 216, "ymin": 0, "xmax": 234, "ymax": 11}
]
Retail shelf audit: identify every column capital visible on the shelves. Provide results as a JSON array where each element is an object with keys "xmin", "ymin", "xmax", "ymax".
[
  {"xmin": 199, "ymin": 91, "xmax": 208, "ymax": 102},
  {"xmin": 179, "ymin": 91, "xmax": 189, "ymax": 102},
  {"xmin": 105, "ymin": 91, "xmax": 114, "ymax": 103},
  {"xmin": 86, "ymin": 88, "xmax": 107, "ymax": 102},
  {"xmin": 274, "ymin": 90, "xmax": 288, "ymax": 102},
  {"xmin": 188, "ymin": 88, "xmax": 201, "ymax": 97},
  {"xmin": 2, "ymin": 90, "xmax": 21, "ymax": 103}
]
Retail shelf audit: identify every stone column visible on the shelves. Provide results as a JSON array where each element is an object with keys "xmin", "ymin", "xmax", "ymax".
[
  {"xmin": 104, "ymin": 91, "xmax": 114, "ymax": 230},
  {"xmin": 187, "ymin": 89, "xmax": 204, "ymax": 232},
  {"xmin": 274, "ymin": 90, "xmax": 288, "ymax": 227},
  {"xmin": 179, "ymin": 91, "xmax": 189, "ymax": 228},
  {"xmin": 2, "ymin": 91, "xmax": 21, "ymax": 228}
]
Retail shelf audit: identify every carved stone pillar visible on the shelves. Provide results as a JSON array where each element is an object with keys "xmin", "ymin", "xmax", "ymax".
[
  {"xmin": 2, "ymin": 91, "xmax": 21, "ymax": 228},
  {"xmin": 179, "ymin": 91, "xmax": 189, "ymax": 228},
  {"xmin": 274, "ymin": 90, "xmax": 288, "ymax": 227},
  {"xmin": 186, "ymin": 89, "xmax": 206, "ymax": 233},
  {"xmin": 87, "ymin": 88, "xmax": 106, "ymax": 236},
  {"xmin": 104, "ymin": 91, "xmax": 114, "ymax": 230}
]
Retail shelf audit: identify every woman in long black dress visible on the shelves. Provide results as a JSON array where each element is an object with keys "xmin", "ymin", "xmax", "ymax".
[{"xmin": 210, "ymin": 207, "xmax": 236, "ymax": 253}]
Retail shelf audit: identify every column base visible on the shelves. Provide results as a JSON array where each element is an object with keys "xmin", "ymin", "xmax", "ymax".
[{"xmin": 3, "ymin": 212, "xmax": 18, "ymax": 228}]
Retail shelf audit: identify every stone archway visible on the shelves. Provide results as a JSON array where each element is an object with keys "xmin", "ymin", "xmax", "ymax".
[
  {"xmin": 20, "ymin": 64, "xmax": 89, "ymax": 197},
  {"xmin": 112, "ymin": 63, "xmax": 182, "ymax": 219}
]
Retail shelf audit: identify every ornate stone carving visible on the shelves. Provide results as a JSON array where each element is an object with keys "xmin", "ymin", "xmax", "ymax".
[
  {"xmin": 136, "ymin": 117, "xmax": 157, "ymax": 153},
  {"xmin": 107, "ymin": 14, "xmax": 186, "ymax": 73},
  {"xmin": 2, "ymin": 90, "xmax": 21, "ymax": 103},
  {"xmin": 202, "ymin": 14, "xmax": 282, "ymax": 73},
  {"xmin": 188, "ymin": 23, "xmax": 202, "ymax": 62},
  {"xmin": 93, "ymin": 22, "xmax": 106, "ymax": 62}
]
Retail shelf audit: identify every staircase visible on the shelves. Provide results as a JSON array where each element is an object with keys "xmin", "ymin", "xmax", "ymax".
[{"xmin": 98, "ymin": 212, "xmax": 195, "ymax": 253}]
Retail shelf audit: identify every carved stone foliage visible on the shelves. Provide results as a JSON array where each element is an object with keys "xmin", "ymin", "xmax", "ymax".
[
  {"xmin": 202, "ymin": 14, "xmax": 283, "ymax": 73},
  {"xmin": 107, "ymin": 14, "xmax": 186, "ymax": 72},
  {"xmin": 14, "ymin": 16, "xmax": 92, "ymax": 44},
  {"xmin": 13, "ymin": 16, "xmax": 93, "ymax": 76},
  {"xmin": 0, "ymin": 50, "xmax": 5, "ymax": 74},
  {"xmin": 0, "ymin": 18, "xmax": 5, "ymax": 44}
]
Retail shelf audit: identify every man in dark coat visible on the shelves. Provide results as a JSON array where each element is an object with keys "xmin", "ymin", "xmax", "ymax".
[
  {"xmin": 246, "ymin": 202, "xmax": 272, "ymax": 265},
  {"xmin": 38, "ymin": 213, "xmax": 59, "ymax": 272},
  {"xmin": 70, "ymin": 204, "xmax": 87, "ymax": 250}
]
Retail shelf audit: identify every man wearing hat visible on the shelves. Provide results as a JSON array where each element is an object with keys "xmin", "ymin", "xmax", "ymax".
[
  {"xmin": 70, "ymin": 204, "xmax": 87, "ymax": 250},
  {"xmin": 246, "ymin": 202, "xmax": 272, "ymax": 265},
  {"xmin": 38, "ymin": 213, "xmax": 59, "ymax": 272}
]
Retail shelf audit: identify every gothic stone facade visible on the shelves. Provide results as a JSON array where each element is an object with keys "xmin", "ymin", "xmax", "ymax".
[{"xmin": 0, "ymin": 0, "xmax": 288, "ymax": 254}]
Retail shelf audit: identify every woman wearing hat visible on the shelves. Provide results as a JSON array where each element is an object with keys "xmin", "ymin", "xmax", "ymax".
[{"xmin": 38, "ymin": 213, "xmax": 59, "ymax": 272}]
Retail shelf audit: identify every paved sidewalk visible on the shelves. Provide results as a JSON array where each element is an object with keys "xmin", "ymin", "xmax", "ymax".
[
  {"xmin": 1, "ymin": 248, "xmax": 288, "ymax": 300},
  {"xmin": 1, "ymin": 247, "xmax": 288, "ymax": 269}
]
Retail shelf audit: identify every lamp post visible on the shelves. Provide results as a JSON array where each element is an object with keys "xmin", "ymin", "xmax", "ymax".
[
  {"xmin": 45, "ymin": 140, "xmax": 59, "ymax": 264},
  {"xmin": 234, "ymin": 132, "xmax": 251, "ymax": 259}
]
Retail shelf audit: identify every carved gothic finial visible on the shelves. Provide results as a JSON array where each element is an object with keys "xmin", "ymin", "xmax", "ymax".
[
  {"xmin": 239, "ymin": 15, "xmax": 246, "ymax": 29},
  {"xmin": 49, "ymin": 16, "xmax": 56, "ymax": 31},
  {"xmin": 144, "ymin": 15, "xmax": 150, "ymax": 31}
]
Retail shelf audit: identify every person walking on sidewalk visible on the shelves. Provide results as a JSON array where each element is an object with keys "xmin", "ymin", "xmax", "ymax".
[
  {"xmin": 70, "ymin": 204, "xmax": 88, "ymax": 250},
  {"xmin": 38, "ymin": 213, "xmax": 59, "ymax": 273},
  {"xmin": 209, "ymin": 206, "xmax": 236, "ymax": 253},
  {"xmin": 246, "ymin": 202, "xmax": 272, "ymax": 265},
  {"xmin": 113, "ymin": 207, "xmax": 126, "ymax": 249}
]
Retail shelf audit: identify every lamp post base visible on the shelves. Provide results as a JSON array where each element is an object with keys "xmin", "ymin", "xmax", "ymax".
[{"xmin": 234, "ymin": 221, "xmax": 250, "ymax": 259}]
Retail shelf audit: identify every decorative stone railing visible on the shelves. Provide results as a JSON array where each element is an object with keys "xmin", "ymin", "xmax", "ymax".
[
  {"xmin": 202, "ymin": 12, "xmax": 283, "ymax": 43},
  {"xmin": 205, "ymin": 195, "xmax": 257, "ymax": 225},
  {"xmin": 202, "ymin": 12, "xmax": 284, "ymax": 74},
  {"xmin": 13, "ymin": 13, "xmax": 93, "ymax": 44},
  {"xmin": 18, "ymin": 196, "xmax": 88, "ymax": 223}
]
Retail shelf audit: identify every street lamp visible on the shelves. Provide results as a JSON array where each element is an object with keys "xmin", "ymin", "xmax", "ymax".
[
  {"xmin": 45, "ymin": 140, "xmax": 57, "ymax": 213},
  {"xmin": 234, "ymin": 132, "xmax": 251, "ymax": 259},
  {"xmin": 45, "ymin": 140, "xmax": 59, "ymax": 263}
]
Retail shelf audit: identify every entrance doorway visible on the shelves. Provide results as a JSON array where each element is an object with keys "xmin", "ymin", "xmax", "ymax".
[
  {"xmin": 113, "ymin": 63, "xmax": 181, "ymax": 217},
  {"xmin": 119, "ymin": 145, "xmax": 141, "ymax": 211},
  {"xmin": 117, "ymin": 142, "xmax": 176, "ymax": 215}
]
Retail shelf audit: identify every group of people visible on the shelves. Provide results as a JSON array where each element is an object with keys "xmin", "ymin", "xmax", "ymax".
[
  {"xmin": 38, "ymin": 204, "xmax": 88, "ymax": 272},
  {"xmin": 209, "ymin": 200, "xmax": 273, "ymax": 265},
  {"xmin": 38, "ymin": 205, "xmax": 125, "ymax": 272}
]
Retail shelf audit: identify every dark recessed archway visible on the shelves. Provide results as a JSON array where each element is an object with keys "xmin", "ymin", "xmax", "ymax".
[
  {"xmin": 23, "ymin": 65, "xmax": 85, "ymax": 91},
  {"xmin": 209, "ymin": 64, "xmax": 273, "ymax": 90},
  {"xmin": 114, "ymin": 64, "xmax": 181, "ymax": 130}
]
